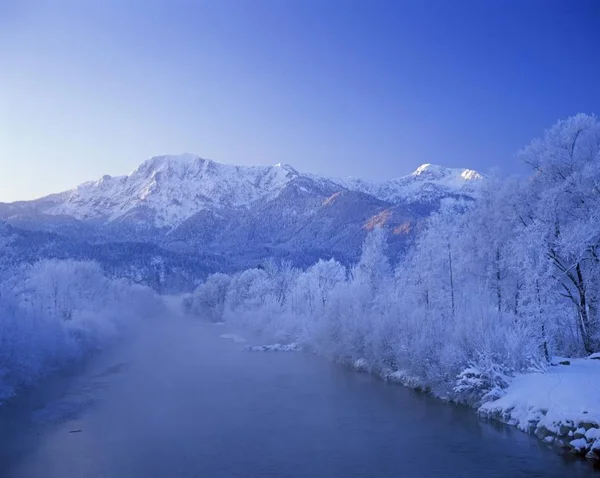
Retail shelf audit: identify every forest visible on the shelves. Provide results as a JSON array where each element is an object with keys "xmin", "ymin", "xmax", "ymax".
[{"xmin": 185, "ymin": 114, "xmax": 600, "ymax": 405}]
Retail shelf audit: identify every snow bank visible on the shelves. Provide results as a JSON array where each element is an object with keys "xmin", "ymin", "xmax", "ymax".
[
  {"xmin": 352, "ymin": 358, "xmax": 369, "ymax": 371},
  {"xmin": 384, "ymin": 369, "xmax": 428, "ymax": 391},
  {"xmin": 219, "ymin": 333, "xmax": 247, "ymax": 343},
  {"xmin": 244, "ymin": 343, "xmax": 302, "ymax": 352},
  {"xmin": 345, "ymin": 353, "xmax": 600, "ymax": 462},
  {"xmin": 479, "ymin": 356, "xmax": 600, "ymax": 460}
]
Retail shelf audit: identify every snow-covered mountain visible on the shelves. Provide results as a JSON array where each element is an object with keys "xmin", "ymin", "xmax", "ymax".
[
  {"xmin": 44, "ymin": 155, "xmax": 308, "ymax": 228},
  {"xmin": 334, "ymin": 163, "xmax": 482, "ymax": 204},
  {"xmin": 0, "ymin": 154, "xmax": 483, "ymax": 287},
  {"xmin": 1, "ymin": 154, "xmax": 481, "ymax": 230}
]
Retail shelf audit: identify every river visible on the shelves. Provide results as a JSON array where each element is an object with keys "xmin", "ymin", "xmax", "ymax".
[{"xmin": 0, "ymin": 316, "xmax": 596, "ymax": 477}]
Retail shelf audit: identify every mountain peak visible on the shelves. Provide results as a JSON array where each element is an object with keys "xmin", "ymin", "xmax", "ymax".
[
  {"xmin": 412, "ymin": 163, "xmax": 446, "ymax": 176},
  {"xmin": 410, "ymin": 163, "xmax": 483, "ymax": 183},
  {"xmin": 148, "ymin": 153, "xmax": 203, "ymax": 165},
  {"xmin": 411, "ymin": 163, "xmax": 481, "ymax": 178},
  {"xmin": 460, "ymin": 168, "xmax": 483, "ymax": 181},
  {"xmin": 273, "ymin": 162, "xmax": 299, "ymax": 176},
  {"xmin": 133, "ymin": 154, "xmax": 205, "ymax": 176}
]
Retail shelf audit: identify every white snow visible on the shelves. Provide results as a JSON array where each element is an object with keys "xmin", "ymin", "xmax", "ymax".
[
  {"xmin": 570, "ymin": 438, "xmax": 589, "ymax": 451},
  {"xmin": 47, "ymin": 154, "xmax": 301, "ymax": 228},
  {"xmin": 353, "ymin": 358, "xmax": 369, "ymax": 371},
  {"xmin": 34, "ymin": 155, "xmax": 481, "ymax": 229},
  {"xmin": 479, "ymin": 357, "xmax": 600, "ymax": 451},
  {"xmin": 244, "ymin": 343, "xmax": 302, "ymax": 352},
  {"xmin": 332, "ymin": 163, "xmax": 483, "ymax": 204},
  {"xmin": 219, "ymin": 333, "xmax": 247, "ymax": 343},
  {"xmin": 587, "ymin": 428, "xmax": 600, "ymax": 441},
  {"xmin": 384, "ymin": 370, "xmax": 425, "ymax": 389}
]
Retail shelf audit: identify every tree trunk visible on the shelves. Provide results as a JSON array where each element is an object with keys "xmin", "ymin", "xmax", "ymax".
[
  {"xmin": 536, "ymin": 279, "xmax": 549, "ymax": 361},
  {"xmin": 575, "ymin": 263, "xmax": 593, "ymax": 354},
  {"xmin": 448, "ymin": 244, "xmax": 455, "ymax": 319},
  {"xmin": 496, "ymin": 248, "xmax": 502, "ymax": 313}
]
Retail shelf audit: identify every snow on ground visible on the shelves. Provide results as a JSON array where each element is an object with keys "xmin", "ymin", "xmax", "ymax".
[
  {"xmin": 479, "ymin": 356, "xmax": 600, "ymax": 459},
  {"xmin": 219, "ymin": 333, "xmax": 247, "ymax": 343},
  {"xmin": 244, "ymin": 343, "xmax": 302, "ymax": 352},
  {"xmin": 352, "ymin": 358, "xmax": 369, "ymax": 371}
]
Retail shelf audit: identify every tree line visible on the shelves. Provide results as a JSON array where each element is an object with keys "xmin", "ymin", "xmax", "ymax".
[{"xmin": 185, "ymin": 114, "xmax": 600, "ymax": 405}]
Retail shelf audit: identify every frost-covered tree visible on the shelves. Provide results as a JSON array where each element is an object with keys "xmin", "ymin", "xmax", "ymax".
[
  {"xmin": 519, "ymin": 114, "xmax": 600, "ymax": 353},
  {"xmin": 24, "ymin": 260, "xmax": 110, "ymax": 322},
  {"xmin": 261, "ymin": 259, "xmax": 299, "ymax": 306},
  {"xmin": 186, "ymin": 273, "xmax": 231, "ymax": 322},
  {"xmin": 225, "ymin": 268, "xmax": 271, "ymax": 311},
  {"xmin": 290, "ymin": 259, "xmax": 346, "ymax": 317},
  {"xmin": 351, "ymin": 226, "xmax": 390, "ymax": 296}
]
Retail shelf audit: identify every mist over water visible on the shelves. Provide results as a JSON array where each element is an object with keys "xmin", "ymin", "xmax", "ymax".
[{"xmin": 0, "ymin": 315, "xmax": 595, "ymax": 478}]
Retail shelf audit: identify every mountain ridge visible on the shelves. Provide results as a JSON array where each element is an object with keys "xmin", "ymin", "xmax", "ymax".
[
  {"xmin": 0, "ymin": 154, "xmax": 483, "ymax": 230},
  {"xmin": 0, "ymin": 154, "xmax": 484, "ymax": 289}
]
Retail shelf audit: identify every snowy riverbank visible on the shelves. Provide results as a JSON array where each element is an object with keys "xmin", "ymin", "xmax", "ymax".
[
  {"xmin": 479, "ymin": 355, "xmax": 600, "ymax": 461},
  {"xmin": 215, "ymin": 322, "xmax": 600, "ymax": 464},
  {"xmin": 205, "ymin": 311, "xmax": 600, "ymax": 465},
  {"xmin": 347, "ymin": 354, "xmax": 600, "ymax": 463},
  {"xmin": 211, "ymin": 321, "xmax": 600, "ymax": 467}
]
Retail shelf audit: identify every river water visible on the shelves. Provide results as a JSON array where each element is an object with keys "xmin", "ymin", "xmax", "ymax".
[{"xmin": 0, "ymin": 316, "xmax": 596, "ymax": 477}]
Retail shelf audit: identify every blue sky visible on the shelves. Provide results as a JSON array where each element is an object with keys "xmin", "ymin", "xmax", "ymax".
[{"xmin": 1, "ymin": 0, "xmax": 599, "ymax": 201}]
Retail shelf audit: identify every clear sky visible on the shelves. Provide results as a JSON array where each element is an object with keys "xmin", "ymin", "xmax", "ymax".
[{"xmin": 1, "ymin": 0, "xmax": 599, "ymax": 201}]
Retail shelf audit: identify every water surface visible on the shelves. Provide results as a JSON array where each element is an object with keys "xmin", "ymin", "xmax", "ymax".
[{"xmin": 0, "ymin": 316, "xmax": 596, "ymax": 477}]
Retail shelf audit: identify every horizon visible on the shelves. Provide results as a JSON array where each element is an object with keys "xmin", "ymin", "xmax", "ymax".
[{"xmin": 2, "ymin": 1, "xmax": 599, "ymax": 201}]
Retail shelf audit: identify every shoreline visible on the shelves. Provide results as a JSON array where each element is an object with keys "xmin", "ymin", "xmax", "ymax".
[
  {"xmin": 342, "ymin": 354, "xmax": 600, "ymax": 467},
  {"xmin": 211, "ymin": 315, "xmax": 600, "ymax": 469},
  {"xmin": 248, "ymin": 338, "xmax": 600, "ymax": 468}
]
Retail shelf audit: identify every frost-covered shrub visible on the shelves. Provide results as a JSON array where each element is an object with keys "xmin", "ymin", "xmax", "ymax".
[{"xmin": 454, "ymin": 361, "xmax": 510, "ymax": 405}]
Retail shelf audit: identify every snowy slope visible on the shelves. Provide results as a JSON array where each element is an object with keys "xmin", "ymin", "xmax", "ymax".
[
  {"xmin": 332, "ymin": 163, "xmax": 483, "ymax": 204},
  {"xmin": 479, "ymin": 357, "xmax": 600, "ymax": 459},
  {"xmin": 14, "ymin": 155, "xmax": 482, "ymax": 230},
  {"xmin": 46, "ymin": 154, "xmax": 302, "ymax": 228}
]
